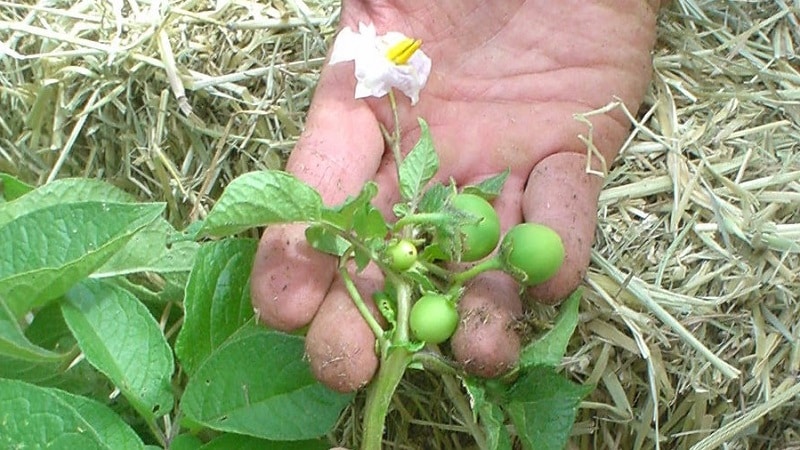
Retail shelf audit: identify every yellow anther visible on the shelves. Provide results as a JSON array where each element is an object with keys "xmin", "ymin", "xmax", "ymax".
[{"xmin": 386, "ymin": 38, "xmax": 422, "ymax": 65}]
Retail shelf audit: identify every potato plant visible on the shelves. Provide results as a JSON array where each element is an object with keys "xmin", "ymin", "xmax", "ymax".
[{"xmin": 0, "ymin": 119, "xmax": 590, "ymax": 450}]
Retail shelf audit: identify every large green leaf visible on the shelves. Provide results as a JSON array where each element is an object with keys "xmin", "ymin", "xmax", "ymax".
[
  {"xmin": 0, "ymin": 378, "xmax": 144, "ymax": 449},
  {"xmin": 201, "ymin": 171, "xmax": 323, "ymax": 237},
  {"xmin": 175, "ymin": 239, "xmax": 257, "ymax": 376},
  {"xmin": 61, "ymin": 279, "xmax": 174, "ymax": 420},
  {"xmin": 95, "ymin": 217, "xmax": 199, "ymax": 277},
  {"xmin": 182, "ymin": 326, "xmax": 352, "ymax": 440},
  {"xmin": 0, "ymin": 201, "xmax": 164, "ymax": 316},
  {"xmin": 519, "ymin": 289, "xmax": 582, "ymax": 368},
  {"xmin": 505, "ymin": 366, "xmax": 593, "ymax": 450},
  {"xmin": 0, "ymin": 177, "xmax": 135, "ymax": 228},
  {"xmin": 200, "ymin": 434, "xmax": 329, "ymax": 450}
]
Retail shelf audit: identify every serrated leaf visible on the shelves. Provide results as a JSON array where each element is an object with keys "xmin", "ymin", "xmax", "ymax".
[
  {"xmin": 62, "ymin": 279, "xmax": 174, "ymax": 420},
  {"xmin": 201, "ymin": 171, "xmax": 323, "ymax": 237},
  {"xmin": 0, "ymin": 201, "xmax": 164, "ymax": 317},
  {"xmin": 519, "ymin": 289, "xmax": 581, "ymax": 368},
  {"xmin": 0, "ymin": 379, "xmax": 144, "ymax": 449},
  {"xmin": 200, "ymin": 434, "xmax": 329, "ymax": 450},
  {"xmin": 417, "ymin": 181, "xmax": 452, "ymax": 214},
  {"xmin": 182, "ymin": 326, "xmax": 352, "ymax": 440},
  {"xmin": 322, "ymin": 181, "xmax": 379, "ymax": 230},
  {"xmin": 305, "ymin": 225, "xmax": 351, "ymax": 257},
  {"xmin": 175, "ymin": 239, "xmax": 258, "ymax": 376},
  {"xmin": 505, "ymin": 366, "xmax": 593, "ymax": 450},
  {"xmin": 95, "ymin": 217, "xmax": 199, "ymax": 277},
  {"xmin": 0, "ymin": 172, "xmax": 34, "ymax": 201},
  {"xmin": 461, "ymin": 169, "xmax": 510, "ymax": 200},
  {"xmin": 398, "ymin": 119, "xmax": 439, "ymax": 201},
  {"xmin": 0, "ymin": 177, "xmax": 135, "ymax": 228},
  {"xmin": 353, "ymin": 203, "xmax": 388, "ymax": 241}
]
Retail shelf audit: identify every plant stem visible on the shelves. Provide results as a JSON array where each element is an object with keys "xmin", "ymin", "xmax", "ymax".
[
  {"xmin": 449, "ymin": 257, "xmax": 504, "ymax": 290},
  {"xmin": 339, "ymin": 267, "xmax": 385, "ymax": 339},
  {"xmin": 388, "ymin": 90, "xmax": 403, "ymax": 181},
  {"xmin": 361, "ymin": 347, "xmax": 412, "ymax": 450},
  {"xmin": 394, "ymin": 280, "xmax": 412, "ymax": 343}
]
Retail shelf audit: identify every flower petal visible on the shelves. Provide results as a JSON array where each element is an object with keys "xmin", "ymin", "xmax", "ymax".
[{"xmin": 329, "ymin": 26, "xmax": 360, "ymax": 64}]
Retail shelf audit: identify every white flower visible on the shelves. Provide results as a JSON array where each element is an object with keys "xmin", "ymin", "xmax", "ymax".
[{"xmin": 329, "ymin": 22, "xmax": 431, "ymax": 105}]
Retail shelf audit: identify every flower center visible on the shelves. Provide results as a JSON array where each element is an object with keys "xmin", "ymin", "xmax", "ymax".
[{"xmin": 386, "ymin": 37, "xmax": 422, "ymax": 65}]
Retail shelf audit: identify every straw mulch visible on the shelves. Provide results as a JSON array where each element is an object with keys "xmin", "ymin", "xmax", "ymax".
[{"xmin": 2, "ymin": 1, "xmax": 799, "ymax": 449}]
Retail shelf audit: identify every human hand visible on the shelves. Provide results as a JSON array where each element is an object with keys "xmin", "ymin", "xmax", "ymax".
[{"xmin": 251, "ymin": 0, "xmax": 662, "ymax": 392}]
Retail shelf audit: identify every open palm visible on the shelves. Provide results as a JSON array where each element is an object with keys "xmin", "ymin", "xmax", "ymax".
[{"xmin": 251, "ymin": 0, "xmax": 661, "ymax": 391}]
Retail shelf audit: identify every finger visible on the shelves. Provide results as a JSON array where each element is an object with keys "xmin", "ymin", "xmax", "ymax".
[
  {"xmin": 522, "ymin": 152, "xmax": 604, "ymax": 304},
  {"xmin": 450, "ymin": 179, "xmax": 525, "ymax": 378},
  {"xmin": 305, "ymin": 263, "xmax": 384, "ymax": 393},
  {"xmin": 450, "ymin": 271, "xmax": 522, "ymax": 378},
  {"xmin": 251, "ymin": 57, "xmax": 385, "ymax": 331}
]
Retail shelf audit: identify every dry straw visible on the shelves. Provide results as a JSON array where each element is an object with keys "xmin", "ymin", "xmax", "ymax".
[{"xmin": 2, "ymin": 0, "xmax": 799, "ymax": 449}]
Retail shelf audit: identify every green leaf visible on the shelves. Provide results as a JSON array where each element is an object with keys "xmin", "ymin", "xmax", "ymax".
[
  {"xmin": 0, "ymin": 201, "xmax": 164, "ymax": 317},
  {"xmin": 519, "ymin": 289, "xmax": 581, "ymax": 368},
  {"xmin": 95, "ymin": 217, "xmax": 199, "ymax": 277},
  {"xmin": 182, "ymin": 326, "xmax": 352, "ymax": 440},
  {"xmin": 0, "ymin": 298, "xmax": 69, "ymax": 383},
  {"xmin": 398, "ymin": 119, "xmax": 439, "ymax": 201},
  {"xmin": 169, "ymin": 434, "xmax": 204, "ymax": 450},
  {"xmin": 505, "ymin": 366, "xmax": 593, "ymax": 450},
  {"xmin": 61, "ymin": 279, "xmax": 174, "ymax": 420},
  {"xmin": 0, "ymin": 177, "xmax": 135, "ymax": 228},
  {"xmin": 201, "ymin": 171, "xmax": 323, "ymax": 237},
  {"xmin": 305, "ymin": 225, "xmax": 351, "ymax": 257},
  {"xmin": 353, "ymin": 203, "xmax": 388, "ymax": 241},
  {"xmin": 322, "ymin": 181, "xmax": 379, "ymax": 230},
  {"xmin": 417, "ymin": 181, "xmax": 453, "ymax": 214},
  {"xmin": 200, "ymin": 434, "xmax": 329, "ymax": 450},
  {"xmin": 0, "ymin": 378, "xmax": 144, "ymax": 449},
  {"xmin": 25, "ymin": 301, "xmax": 75, "ymax": 353},
  {"xmin": 175, "ymin": 239, "xmax": 258, "ymax": 376},
  {"xmin": 462, "ymin": 169, "xmax": 510, "ymax": 200},
  {"xmin": 0, "ymin": 172, "xmax": 34, "ymax": 201}
]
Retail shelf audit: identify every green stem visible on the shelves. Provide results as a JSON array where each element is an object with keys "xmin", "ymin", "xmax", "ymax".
[
  {"xmin": 339, "ymin": 267, "xmax": 385, "ymax": 339},
  {"xmin": 419, "ymin": 260, "xmax": 450, "ymax": 279},
  {"xmin": 394, "ymin": 280, "xmax": 412, "ymax": 345},
  {"xmin": 449, "ymin": 256, "xmax": 504, "ymax": 290},
  {"xmin": 361, "ymin": 347, "xmax": 412, "ymax": 450},
  {"xmin": 388, "ymin": 89, "xmax": 403, "ymax": 179}
]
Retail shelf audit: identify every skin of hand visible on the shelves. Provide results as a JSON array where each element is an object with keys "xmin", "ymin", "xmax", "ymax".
[{"xmin": 251, "ymin": 0, "xmax": 663, "ymax": 392}]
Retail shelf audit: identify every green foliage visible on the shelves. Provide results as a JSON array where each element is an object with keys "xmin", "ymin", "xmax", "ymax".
[
  {"xmin": 0, "ymin": 378, "xmax": 144, "ymax": 449},
  {"xmin": 0, "ymin": 122, "xmax": 590, "ymax": 450},
  {"xmin": 398, "ymin": 118, "xmax": 439, "ymax": 202},
  {"xmin": 0, "ymin": 172, "xmax": 34, "ymax": 201},
  {"xmin": 181, "ymin": 326, "xmax": 352, "ymax": 440},
  {"xmin": 0, "ymin": 201, "xmax": 164, "ymax": 317},
  {"xmin": 200, "ymin": 170, "xmax": 323, "ymax": 236},
  {"xmin": 506, "ymin": 366, "xmax": 593, "ymax": 450},
  {"xmin": 461, "ymin": 168, "xmax": 510, "ymax": 200},
  {"xmin": 175, "ymin": 238, "xmax": 257, "ymax": 376},
  {"xmin": 520, "ymin": 289, "xmax": 582, "ymax": 367},
  {"xmin": 62, "ymin": 279, "xmax": 175, "ymax": 421}
]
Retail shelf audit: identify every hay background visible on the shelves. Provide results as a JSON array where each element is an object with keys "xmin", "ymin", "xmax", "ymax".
[{"xmin": 2, "ymin": 0, "xmax": 799, "ymax": 449}]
